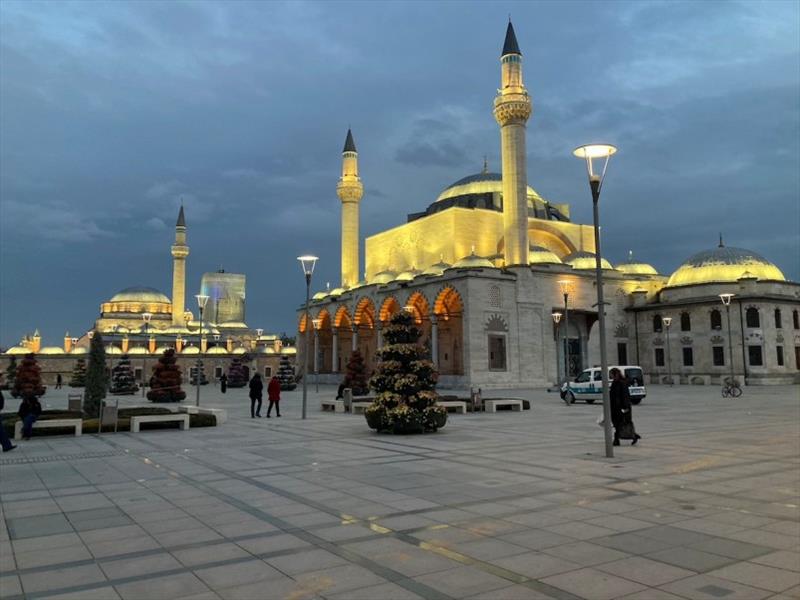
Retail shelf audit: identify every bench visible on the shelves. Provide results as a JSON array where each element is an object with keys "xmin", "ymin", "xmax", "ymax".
[
  {"xmin": 129, "ymin": 414, "xmax": 190, "ymax": 433},
  {"xmin": 438, "ymin": 400, "xmax": 467, "ymax": 414},
  {"xmin": 15, "ymin": 418, "xmax": 82, "ymax": 440},
  {"xmin": 351, "ymin": 401, "xmax": 372, "ymax": 414},
  {"xmin": 321, "ymin": 400, "xmax": 344, "ymax": 413},
  {"xmin": 484, "ymin": 399, "xmax": 523, "ymax": 413},
  {"xmin": 178, "ymin": 406, "xmax": 227, "ymax": 424}
]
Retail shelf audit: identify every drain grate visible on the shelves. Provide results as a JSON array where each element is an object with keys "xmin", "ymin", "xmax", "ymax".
[{"xmin": 0, "ymin": 449, "xmax": 130, "ymax": 465}]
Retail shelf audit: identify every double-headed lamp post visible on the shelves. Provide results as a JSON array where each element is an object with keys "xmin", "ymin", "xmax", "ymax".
[
  {"xmin": 195, "ymin": 294, "xmax": 209, "ymax": 406},
  {"xmin": 141, "ymin": 312, "xmax": 152, "ymax": 397},
  {"xmin": 557, "ymin": 280, "xmax": 572, "ymax": 402},
  {"xmin": 719, "ymin": 294, "xmax": 736, "ymax": 386},
  {"xmin": 574, "ymin": 143, "xmax": 617, "ymax": 458},
  {"xmin": 662, "ymin": 316, "xmax": 673, "ymax": 386},
  {"xmin": 312, "ymin": 318, "xmax": 322, "ymax": 393},
  {"xmin": 551, "ymin": 312, "xmax": 562, "ymax": 386},
  {"xmin": 298, "ymin": 255, "xmax": 319, "ymax": 420}
]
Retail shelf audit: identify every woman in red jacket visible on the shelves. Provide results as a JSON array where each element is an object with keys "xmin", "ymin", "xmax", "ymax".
[{"xmin": 266, "ymin": 376, "xmax": 281, "ymax": 418}]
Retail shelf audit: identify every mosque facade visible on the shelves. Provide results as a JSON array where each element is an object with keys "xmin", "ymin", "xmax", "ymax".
[{"xmin": 298, "ymin": 22, "xmax": 799, "ymax": 389}]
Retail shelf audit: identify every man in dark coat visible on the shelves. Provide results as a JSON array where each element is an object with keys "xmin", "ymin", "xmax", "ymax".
[
  {"xmin": 248, "ymin": 374, "xmax": 263, "ymax": 418},
  {"xmin": 610, "ymin": 368, "xmax": 640, "ymax": 446},
  {"xmin": 0, "ymin": 381, "xmax": 17, "ymax": 452},
  {"xmin": 220, "ymin": 373, "xmax": 228, "ymax": 393},
  {"xmin": 18, "ymin": 395, "xmax": 42, "ymax": 441}
]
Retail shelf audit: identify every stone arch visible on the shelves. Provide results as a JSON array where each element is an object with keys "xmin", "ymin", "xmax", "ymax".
[
  {"xmin": 433, "ymin": 285, "xmax": 464, "ymax": 320},
  {"xmin": 354, "ymin": 297, "xmax": 376, "ymax": 329},
  {"xmin": 333, "ymin": 305, "xmax": 352, "ymax": 328},
  {"xmin": 298, "ymin": 312, "xmax": 309, "ymax": 333},
  {"xmin": 485, "ymin": 314, "xmax": 508, "ymax": 332},
  {"xmin": 529, "ymin": 225, "xmax": 579, "ymax": 258},
  {"xmin": 433, "ymin": 286, "xmax": 464, "ymax": 376},
  {"xmin": 379, "ymin": 296, "xmax": 401, "ymax": 323},
  {"xmin": 316, "ymin": 308, "xmax": 332, "ymax": 329},
  {"xmin": 405, "ymin": 291, "xmax": 431, "ymax": 325}
]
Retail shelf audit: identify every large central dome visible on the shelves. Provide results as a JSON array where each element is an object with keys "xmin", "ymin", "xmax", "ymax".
[
  {"xmin": 436, "ymin": 172, "xmax": 543, "ymax": 203},
  {"xmin": 667, "ymin": 246, "xmax": 785, "ymax": 287},
  {"xmin": 109, "ymin": 286, "xmax": 171, "ymax": 304}
]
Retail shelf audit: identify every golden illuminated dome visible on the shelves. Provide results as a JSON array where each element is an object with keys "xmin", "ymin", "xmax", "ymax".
[
  {"xmin": 70, "ymin": 347, "xmax": 88, "ymax": 355},
  {"xmin": 616, "ymin": 251, "xmax": 658, "ymax": 275},
  {"xmin": 312, "ymin": 291, "xmax": 328, "ymax": 301},
  {"xmin": 181, "ymin": 346, "xmax": 200, "ymax": 354},
  {"xmin": 232, "ymin": 347, "xmax": 248, "ymax": 354},
  {"xmin": 281, "ymin": 347, "xmax": 297, "ymax": 355},
  {"xmin": 39, "ymin": 347, "xmax": 65, "ymax": 355},
  {"xmin": 104, "ymin": 346, "xmax": 122, "ymax": 355},
  {"xmin": 128, "ymin": 347, "xmax": 150, "ymax": 355},
  {"xmin": 667, "ymin": 245, "xmax": 785, "ymax": 287},
  {"xmin": 529, "ymin": 245, "xmax": 562, "ymax": 264},
  {"xmin": 564, "ymin": 251, "xmax": 614, "ymax": 270},
  {"xmin": 5, "ymin": 346, "xmax": 31, "ymax": 355},
  {"xmin": 436, "ymin": 172, "xmax": 543, "ymax": 204},
  {"xmin": 395, "ymin": 268, "xmax": 421, "ymax": 282},
  {"xmin": 453, "ymin": 251, "xmax": 495, "ymax": 269},
  {"xmin": 372, "ymin": 271, "xmax": 397, "ymax": 284},
  {"xmin": 422, "ymin": 260, "xmax": 452, "ymax": 276},
  {"xmin": 259, "ymin": 346, "xmax": 277, "ymax": 354},
  {"xmin": 154, "ymin": 346, "xmax": 173, "ymax": 354},
  {"xmin": 207, "ymin": 346, "xmax": 228, "ymax": 355},
  {"xmin": 109, "ymin": 286, "xmax": 170, "ymax": 304}
]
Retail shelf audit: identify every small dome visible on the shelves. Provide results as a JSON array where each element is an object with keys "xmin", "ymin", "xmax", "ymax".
[
  {"xmin": 109, "ymin": 286, "xmax": 170, "ymax": 304},
  {"xmin": 395, "ymin": 268, "xmax": 421, "ymax": 282},
  {"xmin": 70, "ymin": 347, "xmax": 88, "ymax": 355},
  {"xmin": 667, "ymin": 245, "xmax": 785, "ymax": 287},
  {"xmin": 453, "ymin": 251, "xmax": 495, "ymax": 269},
  {"xmin": 422, "ymin": 261, "xmax": 452, "ymax": 276},
  {"xmin": 312, "ymin": 291, "xmax": 328, "ymax": 301},
  {"xmin": 281, "ymin": 347, "xmax": 297, "ymax": 355},
  {"xmin": 128, "ymin": 347, "xmax": 150, "ymax": 355},
  {"xmin": 104, "ymin": 346, "xmax": 123, "ymax": 355},
  {"xmin": 232, "ymin": 347, "xmax": 248, "ymax": 354},
  {"xmin": 259, "ymin": 346, "xmax": 277, "ymax": 354},
  {"xmin": 39, "ymin": 346, "xmax": 65, "ymax": 355},
  {"xmin": 6, "ymin": 346, "xmax": 31, "ymax": 355},
  {"xmin": 616, "ymin": 251, "xmax": 658, "ymax": 275},
  {"xmin": 207, "ymin": 346, "xmax": 228, "ymax": 355},
  {"xmin": 371, "ymin": 271, "xmax": 397, "ymax": 285},
  {"xmin": 529, "ymin": 245, "xmax": 563, "ymax": 265},
  {"xmin": 564, "ymin": 251, "xmax": 614, "ymax": 271},
  {"xmin": 328, "ymin": 287, "xmax": 346, "ymax": 296},
  {"xmin": 154, "ymin": 346, "xmax": 173, "ymax": 354},
  {"xmin": 181, "ymin": 346, "xmax": 200, "ymax": 354}
]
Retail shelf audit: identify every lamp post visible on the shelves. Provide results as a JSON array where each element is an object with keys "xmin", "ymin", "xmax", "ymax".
[
  {"xmin": 195, "ymin": 294, "xmax": 209, "ymax": 406},
  {"xmin": 574, "ymin": 143, "xmax": 617, "ymax": 458},
  {"xmin": 719, "ymin": 294, "xmax": 736, "ymax": 386},
  {"xmin": 558, "ymin": 280, "xmax": 572, "ymax": 404},
  {"xmin": 297, "ymin": 255, "xmax": 319, "ymax": 420},
  {"xmin": 141, "ymin": 313, "xmax": 152, "ymax": 397},
  {"xmin": 662, "ymin": 316, "xmax": 673, "ymax": 385},
  {"xmin": 312, "ymin": 318, "xmax": 322, "ymax": 393},
  {"xmin": 552, "ymin": 312, "xmax": 562, "ymax": 386}
]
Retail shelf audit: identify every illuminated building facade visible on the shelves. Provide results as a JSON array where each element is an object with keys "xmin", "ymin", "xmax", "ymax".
[{"xmin": 201, "ymin": 271, "xmax": 247, "ymax": 326}]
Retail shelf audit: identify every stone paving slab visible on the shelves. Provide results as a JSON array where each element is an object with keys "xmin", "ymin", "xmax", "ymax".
[{"xmin": 0, "ymin": 383, "xmax": 798, "ymax": 599}]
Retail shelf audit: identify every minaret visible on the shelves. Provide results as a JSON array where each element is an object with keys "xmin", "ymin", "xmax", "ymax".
[
  {"xmin": 493, "ymin": 20, "xmax": 532, "ymax": 266},
  {"xmin": 171, "ymin": 205, "xmax": 190, "ymax": 326},
  {"xmin": 337, "ymin": 128, "xmax": 363, "ymax": 288}
]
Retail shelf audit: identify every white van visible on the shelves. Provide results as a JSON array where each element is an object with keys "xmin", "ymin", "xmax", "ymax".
[{"xmin": 560, "ymin": 365, "xmax": 646, "ymax": 405}]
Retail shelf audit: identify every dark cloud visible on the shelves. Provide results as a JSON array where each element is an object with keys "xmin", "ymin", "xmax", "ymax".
[{"xmin": 1, "ymin": 0, "xmax": 798, "ymax": 347}]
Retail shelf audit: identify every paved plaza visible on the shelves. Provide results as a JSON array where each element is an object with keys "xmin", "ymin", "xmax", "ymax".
[{"xmin": 1, "ymin": 384, "xmax": 799, "ymax": 600}]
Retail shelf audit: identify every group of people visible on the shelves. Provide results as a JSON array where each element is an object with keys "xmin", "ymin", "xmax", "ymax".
[{"xmin": 248, "ymin": 374, "xmax": 282, "ymax": 418}]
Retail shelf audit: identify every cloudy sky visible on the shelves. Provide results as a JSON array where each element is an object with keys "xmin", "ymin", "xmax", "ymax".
[{"xmin": 1, "ymin": 0, "xmax": 798, "ymax": 347}]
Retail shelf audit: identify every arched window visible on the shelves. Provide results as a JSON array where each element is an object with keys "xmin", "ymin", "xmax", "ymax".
[
  {"xmin": 774, "ymin": 308, "xmax": 782, "ymax": 329},
  {"xmin": 745, "ymin": 307, "xmax": 760, "ymax": 328},
  {"xmin": 653, "ymin": 314, "xmax": 662, "ymax": 333},
  {"xmin": 794, "ymin": 310, "xmax": 799, "ymax": 329},
  {"xmin": 710, "ymin": 309, "xmax": 722, "ymax": 330},
  {"xmin": 680, "ymin": 312, "xmax": 691, "ymax": 332}
]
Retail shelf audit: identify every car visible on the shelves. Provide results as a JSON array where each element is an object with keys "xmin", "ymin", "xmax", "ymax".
[{"xmin": 560, "ymin": 365, "xmax": 646, "ymax": 405}]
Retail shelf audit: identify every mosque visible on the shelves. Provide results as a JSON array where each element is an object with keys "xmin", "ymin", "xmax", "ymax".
[
  {"xmin": 3, "ymin": 206, "xmax": 295, "ymax": 385},
  {"xmin": 299, "ymin": 21, "xmax": 800, "ymax": 388}
]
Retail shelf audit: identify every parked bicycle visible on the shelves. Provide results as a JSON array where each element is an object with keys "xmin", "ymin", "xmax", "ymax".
[{"xmin": 721, "ymin": 377, "xmax": 742, "ymax": 398}]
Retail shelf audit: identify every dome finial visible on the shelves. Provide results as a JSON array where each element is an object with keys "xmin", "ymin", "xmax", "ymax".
[
  {"xmin": 482, "ymin": 156, "xmax": 489, "ymax": 174},
  {"xmin": 719, "ymin": 232, "xmax": 724, "ymax": 248},
  {"xmin": 628, "ymin": 249, "xmax": 634, "ymax": 262}
]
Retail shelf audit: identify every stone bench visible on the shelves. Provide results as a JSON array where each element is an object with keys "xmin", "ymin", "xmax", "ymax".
[
  {"xmin": 129, "ymin": 414, "xmax": 190, "ymax": 433},
  {"xmin": 438, "ymin": 400, "xmax": 467, "ymax": 414},
  {"xmin": 484, "ymin": 399, "xmax": 523, "ymax": 413},
  {"xmin": 351, "ymin": 401, "xmax": 372, "ymax": 414},
  {"xmin": 321, "ymin": 400, "xmax": 344, "ymax": 413},
  {"xmin": 15, "ymin": 418, "xmax": 82, "ymax": 440},
  {"xmin": 178, "ymin": 406, "xmax": 227, "ymax": 424}
]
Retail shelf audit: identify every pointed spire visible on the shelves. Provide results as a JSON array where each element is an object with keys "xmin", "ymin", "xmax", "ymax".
[
  {"xmin": 502, "ymin": 20, "xmax": 521, "ymax": 56},
  {"xmin": 482, "ymin": 156, "xmax": 489, "ymax": 174},
  {"xmin": 343, "ymin": 128, "xmax": 357, "ymax": 153},
  {"xmin": 176, "ymin": 203, "xmax": 186, "ymax": 228},
  {"xmin": 718, "ymin": 232, "xmax": 724, "ymax": 248},
  {"xmin": 628, "ymin": 250, "xmax": 634, "ymax": 262}
]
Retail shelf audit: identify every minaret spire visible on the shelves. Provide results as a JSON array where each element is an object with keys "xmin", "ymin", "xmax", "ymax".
[
  {"xmin": 337, "ymin": 128, "xmax": 364, "ymax": 288},
  {"xmin": 718, "ymin": 232, "xmax": 724, "ymax": 248},
  {"xmin": 171, "ymin": 204, "xmax": 190, "ymax": 326}
]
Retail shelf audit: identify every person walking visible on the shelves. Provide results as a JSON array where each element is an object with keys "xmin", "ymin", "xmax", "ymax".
[
  {"xmin": 610, "ymin": 367, "xmax": 641, "ymax": 446},
  {"xmin": 0, "ymin": 383, "xmax": 17, "ymax": 452},
  {"xmin": 55, "ymin": 373, "xmax": 62, "ymax": 389},
  {"xmin": 220, "ymin": 373, "xmax": 228, "ymax": 394},
  {"xmin": 266, "ymin": 375, "xmax": 281, "ymax": 418},
  {"xmin": 18, "ymin": 395, "xmax": 42, "ymax": 441},
  {"xmin": 249, "ymin": 374, "xmax": 263, "ymax": 418}
]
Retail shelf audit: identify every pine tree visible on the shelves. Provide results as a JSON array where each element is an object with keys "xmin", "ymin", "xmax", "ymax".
[
  {"xmin": 277, "ymin": 355, "xmax": 296, "ymax": 391},
  {"xmin": 226, "ymin": 357, "xmax": 249, "ymax": 388},
  {"xmin": 11, "ymin": 353, "xmax": 46, "ymax": 399},
  {"xmin": 110, "ymin": 354, "xmax": 139, "ymax": 395},
  {"xmin": 2, "ymin": 356, "xmax": 17, "ymax": 390},
  {"xmin": 84, "ymin": 331, "xmax": 107, "ymax": 418},
  {"xmin": 342, "ymin": 349, "xmax": 368, "ymax": 396},
  {"xmin": 147, "ymin": 349, "xmax": 186, "ymax": 402},
  {"xmin": 69, "ymin": 358, "xmax": 87, "ymax": 387},
  {"xmin": 365, "ymin": 311, "xmax": 446, "ymax": 434}
]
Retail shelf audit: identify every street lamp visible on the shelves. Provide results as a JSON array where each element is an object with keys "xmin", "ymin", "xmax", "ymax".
[
  {"xmin": 557, "ymin": 279, "xmax": 572, "ymax": 404},
  {"xmin": 719, "ymin": 294, "xmax": 736, "ymax": 387},
  {"xmin": 552, "ymin": 312, "xmax": 562, "ymax": 387},
  {"xmin": 662, "ymin": 316, "xmax": 673, "ymax": 386},
  {"xmin": 195, "ymin": 294, "xmax": 209, "ymax": 406},
  {"xmin": 141, "ymin": 313, "xmax": 152, "ymax": 397},
  {"xmin": 574, "ymin": 143, "xmax": 617, "ymax": 458},
  {"xmin": 297, "ymin": 255, "xmax": 319, "ymax": 420},
  {"xmin": 312, "ymin": 317, "xmax": 322, "ymax": 393}
]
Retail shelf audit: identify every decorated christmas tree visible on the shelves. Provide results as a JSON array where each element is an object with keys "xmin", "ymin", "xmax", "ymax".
[
  {"xmin": 11, "ymin": 353, "xmax": 46, "ymax": 399},
  {"xmin": 365, "ymin": 311, "xmax": 446, "ymax": 434},
  {"xmin": 2, "ymin": 356, "xmax": 17, "ymax": 390},
  {"xmin": 69, "ymin": 358, "xmax": 87, "ymax": 387},
  {"xmin": 342, "ymin": 349, "xmax": 369, "ymax": 396},
  {"xmin": 147, "ymin": 349, "xmax": 186, "ymax": 402},
  {"xmin": 277, "ymin": 355, "xmax": 296, "ymax": 391},
  {"xmin": 189, "ymin": 361, "xmax": 209, "ymax": 385},
  {"xmin": 226, "ymin": 357, "xmax": 249, "ymax": 388},
  {"xmin": 84, "ymin": 331, "xmax": 108, "ymax": 418},
  {"xmin": 110, "ymin": 354, "xmax": 139, "ymax": 395}
]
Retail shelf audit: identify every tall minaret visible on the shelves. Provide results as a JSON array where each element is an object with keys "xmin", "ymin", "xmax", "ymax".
[
  {"xmin": 337, "ymin": 128, "xmax": 363, "ymax": 288},
  {"xmin": 493, "ymin": 20, "xmax": 532, "ymax": 266},
  {"xmin": 171, "ymin": 205, "xmax": 189, "ymax": 326}
]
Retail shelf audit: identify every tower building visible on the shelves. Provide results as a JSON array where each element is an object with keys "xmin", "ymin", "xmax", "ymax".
[
  {"xmin": 337, "ymin": 128, "xmax": 363, "ymax": 288},
  {"xmin": 171, "ymin": 205, "xmax": 190, "ymax": 326},
  {"xmin": 493, "ymin": 20, "xmax": 532, "ymax": 266}
]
